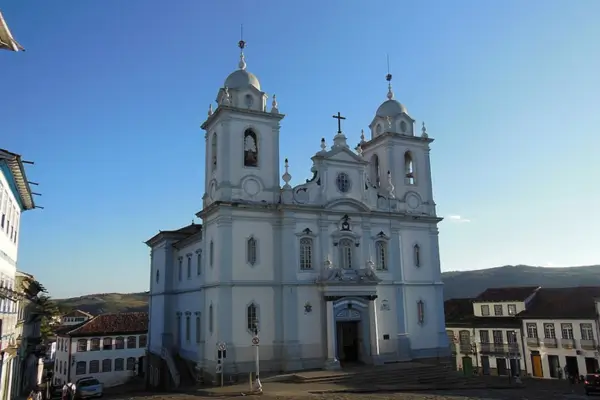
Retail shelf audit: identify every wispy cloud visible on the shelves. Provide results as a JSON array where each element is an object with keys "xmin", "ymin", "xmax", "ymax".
[{"xmin": 446, "ymin": 215, "xmax": 471, "ymax": 223}]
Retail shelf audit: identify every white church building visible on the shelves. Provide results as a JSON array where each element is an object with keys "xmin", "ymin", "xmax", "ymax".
[{"xmin": 145, "ymin": 40, "xmax": 448, "ymax": 388}]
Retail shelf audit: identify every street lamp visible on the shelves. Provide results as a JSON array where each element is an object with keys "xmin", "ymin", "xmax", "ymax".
[{"xmin": 252, "ymin": 318, "xmax": 262, "ymax": 393}]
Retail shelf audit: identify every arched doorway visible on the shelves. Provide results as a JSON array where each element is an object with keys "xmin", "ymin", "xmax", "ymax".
[{"xmin": 333, "ymin": 297, "xmax": 370, "ymax": 366}]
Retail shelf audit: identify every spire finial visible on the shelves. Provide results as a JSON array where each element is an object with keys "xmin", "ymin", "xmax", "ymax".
[
  {"xmin": 271, "ymin": 94, "xmax": 279, "ymax": 113},
  {"xmin": 282, "ymin": 158, "xmax": 292, "ymax": 188},
  {"xmin": 421, "ymin": 121, "xmax": 428, "ymax": 138},
  {"xmin": 320, "ymin": 138, "xmax": 327, "ymax": 152},
  {"xmin": 208, "ymin": 103, "xmax": 213, "ymax": 116},
  {"xmin": 360, "ymin": 129, "xmax": 366, "ymax": 143},
  {"xmin": 238, "ymin": 25, "xmax": 247, "ymax": 70},
  {"xmin": 386, "ymin": 54, "xmax": 394, "ymax": 100}
]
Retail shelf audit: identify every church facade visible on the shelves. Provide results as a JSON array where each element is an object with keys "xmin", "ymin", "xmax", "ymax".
[{"xmin": 145, "ymin": 42, "xmax": 448, "ymax": 386}]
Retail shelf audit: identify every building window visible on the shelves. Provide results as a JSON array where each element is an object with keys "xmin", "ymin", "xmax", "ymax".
[
  {"xmin": 139, "ymin": 335, "xmax": 147, "ymax": 347},
  {"xmin": 404, "ymin": 151, "xmax": 415, "ymax": 185},
  {"xmin": 526, "ymin": 323, "xmax": 538, "ymax": 338},
  {"xmin": 102, "ymin": 359, "xmax": 112, "ymax": 372},
  {"xmin": 197, "ymin": 251, "xmax": 202, "ymax": 275},
  {"xmin": 186, "ymin": 256, "xmax": 192, "ymax": 278},
  {"xmin": 126, "ymin": 357, "xmax": 136, "ymax": 371},
  {"xmin": 247, "ymin": 303, "xmax": 258, "ymax": 333},
  {"xmin": 178, "ymin": 258, "xmax": 183, "ymax": 281},
  {"xmin": 195, "ymin": 315, "xmax": 201, "ymax": 343},
  {"xmin": 211, "ymin": 132, "xmax": 218, "ymax": 171},
  {"xmin": 90, "ymin": 338, "xmax": 100, "ymax": 351},
  {"xmin": 479, "ymin": 330, "xmax": 490, "ymax": 343},
  {"xmin": 209, "ymin": 241, "xmax": 214, "ymax": 267},
  {"xmin": 459, "ymin": 330, "xmax": 470, "ymax": 344},
  {"xmin": 299, "ymin": 238, "xmax": 313, "ymax": 270},
  {"xmin": 185, "ymin": 315, "xmax": 191, "ymax": 342},
  {"xmin": 243, "ymin": 129, "xmax": 259, "ymax": 167},
  {"xmin": 115, "ymin": 358, "xmax": 124, "ymax": 371},
  {"xmin": 75, "ymin": 361, "xmax": 86, "ymax": 375},
  {"xmin": 339, "ymin": 238, "xmax": 353, "ymax": 269},
  {"xmin": 507, "ymin": 304, "xmax": 517, "ymax": 315},
  {"xmin": 417, "ymin": 300, "xmax": 425, "ymax": 324},
  {"xmin": 493, "ymin": 305, "xmax": 503, "ymax": 316},
  {"xmin": 247, "ymin": 237, "xmax": 257, "ymax": 266},
  {"xmin": 77, "ymin": 339, "xmax": 87, "ymax": 352},
  {"xmin": 543, "ymin": 323, "xmax": 556, "ymax": 339},
  {"xmin": 103, "ymin": 337, "xmax": 112, "ymax": 350},
  {"xmin": 375, "ymin": 240, "xmax": 388, "ymax": 270},
  {"xmin": 209, "ymin": 304, "xmax": 213, "ymax": 334},
  {"xmin": 492, "ymin": 330, "xmax": 503, "ymax": 345},
  {"xmin": 156, "ymin": 269, "xmax": 160, "ymax": 283},
  {"xmin": 89, "ymin": 360, "xmax": 100, "ymax": 374},
  {"xmin": 480, "ymin": 305, "xmax": 490, "ymax": 316},
  {"xmin": 581, "ymin": 323, "xmax": 594, "ymax": 341},
  {"xmin": 507, "ymin": 330, "xmax": 517, "ymax": 344},
  {"xmin": 413, "ymin": 244, "xmax": 420, "ymax": 267},
  {"xmin": 176, "ymin": 314, "xmax": 182, "ymax": 345},
  {"xmin": 115, "ymin": 337, "xmax": 124, "ymax": 349},
  {"xmin": 127, "ymin": 336, "xmax": 137, "ymax": 349},
  {"xmin": 561, "ymin": 323, "xmax": 574, "ymax": 339}
]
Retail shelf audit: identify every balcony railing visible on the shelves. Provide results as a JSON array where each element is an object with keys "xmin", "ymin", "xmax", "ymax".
[
  {"xmin": 541, "ymin": 338, "xmax": 558, "ymax": 348},
  {"xmin": 526, "ymin": 337, "xmax": 540, "ymax": 347},
  {"xmin": 580, "ymin": 339, "xmax": 596, "ymax": 350},
  {"xmin": 561, "ymin": 338, "xmax": 575, "ymax": 350},
  {"xmin": 459, "ymin": 343, "xmax": 472, "ymax": 354},
  {"xmin": 478, "ymin": 342, "xmax": 521, "ymax": 356}
]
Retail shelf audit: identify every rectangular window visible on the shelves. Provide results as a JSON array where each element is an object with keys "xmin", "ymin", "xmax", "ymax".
[
  {"xmin": 480, "ymin": 305, "xmax": 490, "ymax": 316},
  {"xmin": 581, "ymin": 323, "xmax": 594, "ymax": 341},
  {"xmin": 493, "ymin": 305, "xmax": 503, "ymax": 316},
  {"xmin": 209, "ymin": 241, "xmax": 214, "ymax": 267},
  {"xmin": 507, "ymin": 304, "xmax": 517, "ymax": 315},
  {"xmin": 299, "ymin": 238, "xmax": 313, "ymax": 270},
  {"xmin": 543, "ymin": 323, "xmax": 556, "ymax": 339},
  {"xmin": 526, "ymin": 323, "xmax": 538, "ymax": 338},
  {"xmin": 114, "ymin": 358, "xmax": 124, "ymax": 371},
  {"xmin": 102, "ymin": 337, "xmax": 112, "ymax": 350},
  {"xmin": 561, "ymin": 323, "xmax": 574, "ymax": 339},
  {"xmin": 185, "ymin": 315, "xmax": 191, "ymax": 342},
  {"xmin": 506, "ymin": 330, "xmax": 517, "ymax": 344},
  {"xmin": 75, "ymin": 361, "xmax": 86, "ymax": 375},
  {"xmin": 102, "ymin": 359, "xmax": 112, "ymax": 372},
  {"xmin": 138, "ymin": 335, "xmax": 147, "ymax": 348},
  {"xmin": 176, "ymin": 314, "xmax": 182, "ymax": 345},
  {"xmin": 178, "ymin": 258, "xmax": 183, "ymax": 281},
  {"xmin": 375, "ymin": 241, "xmax": 388, "ymax": 270},
  {"xmin": 195, "ymin": 315, "xmax": 201, "ymax": 343},
  {"xmin": 197, "ymin": 252, "xmax": 202, "ymax": 275},
  {"xmin": 77, "ymin": 339, "xmax": 87, "ymax": 352},
  {"xmin": 492, "ymin": 330, "xmax": 503, "ymax": 344},
  {"xmin": 89, "ymin": 360, "xmax": 100, "ymax": 374},
  {"xmin": 479, "ymin": 330, "xmax": 490, "ymax": 343},
  {"xmin": 339, "ymin": 239, "xmax": 353, "ymax": 269},
  {"xmin": 187, "ymin": 256, "xmax": 191, "ymax": 278}
]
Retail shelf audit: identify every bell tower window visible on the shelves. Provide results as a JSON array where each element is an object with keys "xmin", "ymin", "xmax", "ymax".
[
  {"xmin": 400, "ymin": 120, "xmax": 407, "ymax": 133},
  {"xmin": 243, "ymin": 129, "xmax": 258, "ymax": 167},
  {"xmin": 370, "ymin": 154, "xmax": 381, "ymax": 187},
  {"xmin": 211, "ymin": 133, "xmax": 218, "ymax": 172},
  {"xmin": 404, "ymin": 151, "xmax": 415, "ymax": 185}
]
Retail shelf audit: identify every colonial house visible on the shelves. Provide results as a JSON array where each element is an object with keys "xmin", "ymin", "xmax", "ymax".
[
  {"xmin": 60, "ymin": 310, "xmax": 93, "ymax": 326},
  {"xmin": 445, "ymin": 286, "xmax": 540, "ymax": 376},
  {"xmin": 53, "ymin": 312, "xmax": 148, "ymax": 388},
  {"xmin": 519, "ymin": 287, "xmax": 600, "ymax": 379}
]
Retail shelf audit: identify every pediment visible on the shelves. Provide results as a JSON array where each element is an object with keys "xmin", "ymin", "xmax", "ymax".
[
  {"xmin": 324, "ymin": 198, "xmax": 371, "ymax": 212},
  {"xmin": 314, "ymin": 146, "xmax": 367, "ymax": 164}
]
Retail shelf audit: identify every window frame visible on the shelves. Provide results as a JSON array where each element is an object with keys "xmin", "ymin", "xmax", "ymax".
[
  {"xmin": 89, "ymin": 360, "xmax": 100, "ymax": 374},
  {"xmin": 526, "ymin": 323, "xmax": 538, "ymax": 338},
  {"xmin": 75, "ymin": 361, "xmax": 86, "ymax": 375},
  {"xmin": 102, "ymin": 358, "xmax": 112, "ymax": 372},
  {"xmin": 90, "ymin": 338, "xmax": 100, "ymax": 351},
  {"xmin": 338, "ymin": 238, "xmax": 354, "ymax": 270},
  {"xmin": 561, "ymin": 323, "xmax": 574, "ymax": 339},
  {"xmin": 115, "ymin": 336, "xmax": 125, "ymax": 350},
  {"xmin": 375, "ymin": 240, "xmax": 388, "ymax": 271},
  {"xmin": 507, "ymin": 304, "xmax": 517, "ymax": 315},
  {"xmin": 493, "ymin": 304, "xmax": 503, "ymax": 316},
  {"xmin": 543, "ymin": 323, "xmax": 556, "ymax": 339},
  {"xmin": 246, "ymin": 236, "xmax": 258, "ymax": 266},
  {"xmin": 480, "ymin": 305, "xmax": 490, "ymax": 316},
  {"xmin": 126, "ymin": 336, "xmax": 137, "ymax": 349},
  {"xmin": 299, "ymin": 237, "xmax": 314, "ymax": 271},
  {"xmin": 102, "ymin": 337, "xmax": 112, "ymax": 351},
  {"xmin": 114, "ymin": 358, "xmax": 124, "ymax": 371},
  {"xmin": 77, "ymin": 339, "xmax": 87, "ymax": 352}
]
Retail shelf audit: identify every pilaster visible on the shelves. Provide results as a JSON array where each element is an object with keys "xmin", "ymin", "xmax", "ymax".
[
  {"xmin": 281, "ymin": 217, "xmax": 301, "ymax": 370},
  {"xmin": 318, "ymin": 219, "xmax": 329, "ymax": 265},
  {"xmin": 368, "ymin": 299, "xmax": 382, "ymax": 364},
  {"xmin": 391, "ymin": 226, "xmax": 403, "ymax": 281},
  {"xmin": 361, "ymin": 222, "xmax": 372, "ymax": 264},
  {"xmin": 324, "ymin": 299, "xmax": 340, "ymax": 370},
  {"xmin": 216, "ymin": 216, "xmax": 235, "ymax": 369}
]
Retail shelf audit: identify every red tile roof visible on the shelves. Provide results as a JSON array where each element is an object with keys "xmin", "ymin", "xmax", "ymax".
[
  {"xmin": 61, "ymin": 312, "xmax": 148, "ymax": 337},
  {"xmin": 444, "ymin": 298, "xmax": 523, "ymax": 329},
  {"xmin": 474, "ymin": 286, "xmax": 540, "ymax": 302},
  {"xmin": 518, "ymin": 287, "xmax": 600, "ymax": 319}
]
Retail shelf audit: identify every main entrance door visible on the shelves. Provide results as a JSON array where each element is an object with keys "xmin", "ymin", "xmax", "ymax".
[{"xmin": 336, "ymin": 321, "xmax": 360, "ymax": 365}]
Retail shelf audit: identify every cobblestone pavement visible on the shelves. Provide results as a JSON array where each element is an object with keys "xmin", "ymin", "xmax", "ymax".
[{"xmin": 106, "ymin": 386, "xmax": 590, "ymax": 400}]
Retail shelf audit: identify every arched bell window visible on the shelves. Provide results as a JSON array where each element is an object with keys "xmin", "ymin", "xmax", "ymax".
[
  {"xmin": 404, "ymin": 151, "xmax": 415, "ymax": 185},
  {"xmin": 243, "ymin": 129, "xmax": 258, "ymax": 167}
]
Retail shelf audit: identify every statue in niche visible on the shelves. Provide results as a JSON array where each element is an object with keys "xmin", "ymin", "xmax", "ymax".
[{"xmin": 244, "ymin": 129, "xmax": 258, "ymax": 167}]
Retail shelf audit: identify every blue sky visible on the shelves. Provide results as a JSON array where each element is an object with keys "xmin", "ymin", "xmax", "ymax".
[{"xmin": 2, "ymin": 0, "xmax": 599, "ymax": 298}]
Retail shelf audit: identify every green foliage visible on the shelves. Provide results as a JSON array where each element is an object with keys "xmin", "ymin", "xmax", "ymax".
[{"xmin": 34, "ymin": 294, "xmax": 61, "ymax": 341}]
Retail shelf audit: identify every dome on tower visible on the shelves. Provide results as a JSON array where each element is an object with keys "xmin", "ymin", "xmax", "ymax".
[
  {"xmin": 224, "ymin": 69, "xmax": 261, "ymax": 91},
  {"xmin": 375, "ymin": 99, "xmax": 407, "ymax": 118}
]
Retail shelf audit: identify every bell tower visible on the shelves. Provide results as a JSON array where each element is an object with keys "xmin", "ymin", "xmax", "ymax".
[{"xmin": 200, "ymin": 39, "xmax": 285, "ymax": 207}]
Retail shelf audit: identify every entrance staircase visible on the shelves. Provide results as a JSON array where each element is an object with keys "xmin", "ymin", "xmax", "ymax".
[
  {"xmin": 161, "ymin": 347, "xmax": 180, "ymax": 388},
  {"xmin": 280, "ymin": 361, "xmax": 470, "ymax": 389}
]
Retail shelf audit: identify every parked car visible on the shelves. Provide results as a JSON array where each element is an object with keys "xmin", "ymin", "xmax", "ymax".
[
  {"xmin": 75, "ymin": 377, "xmax": 103, "ymax": 399},
  {"xmin": 584, "ymin": 373, "xmax": 600, "ymax": 396}
]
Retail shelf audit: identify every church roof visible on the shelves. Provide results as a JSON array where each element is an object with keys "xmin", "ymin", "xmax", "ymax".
[
  {"xmin": 225, "ymin": 69, "xmax": 261, "ymax": 90},
  {"xmin": 145, "ymin": 222, "xmax": 202, "ymax": 247},
  {"xmin": 376, "ymin": 99, "xmax": 407, "ymax": 118}
]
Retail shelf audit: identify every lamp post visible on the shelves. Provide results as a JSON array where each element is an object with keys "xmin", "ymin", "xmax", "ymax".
[{"xmin": 252, "ymin": 318, "xmax": 262, "ymax": 393}]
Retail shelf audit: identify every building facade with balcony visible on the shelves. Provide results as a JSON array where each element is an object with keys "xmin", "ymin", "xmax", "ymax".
[
  {"xmin": 60, "ymin": 310, "xmax": 93, "ymax": 326},
  {"xmin": 54, "ymin": 312, "xmax": 148, "ymax": 388},
  {"xmin": 444, "ymin": 287, "xmax": 540, "ymax": 376},
  {"xmin": 519, "ymin": 287, "xmax": 600, "ymax": 379}
]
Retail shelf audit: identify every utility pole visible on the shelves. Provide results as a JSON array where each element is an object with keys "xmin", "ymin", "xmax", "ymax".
[{"xmin": 251, "ymin": 318, "xmax": 262, "ymax": 393}]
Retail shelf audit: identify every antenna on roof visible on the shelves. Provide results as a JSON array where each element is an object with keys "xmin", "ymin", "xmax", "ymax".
[{"xmin": 28, "ymin": 181, "xmax": 39, "ymax": 186}]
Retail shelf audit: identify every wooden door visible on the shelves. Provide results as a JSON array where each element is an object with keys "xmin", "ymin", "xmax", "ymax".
[{"xmin": 532, "ymin": 354, "xmax": 543, "ymax": 377}]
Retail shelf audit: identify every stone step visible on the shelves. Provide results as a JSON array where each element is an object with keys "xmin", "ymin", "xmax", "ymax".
[{"xmin": 294, "ymin": 365, "xmax": 460, "ymax": 384}]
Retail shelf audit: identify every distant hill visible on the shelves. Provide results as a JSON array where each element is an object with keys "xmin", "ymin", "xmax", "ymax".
[{"xmin": 53, "ymin": 265, "xmax": 600, "ymax": 314}]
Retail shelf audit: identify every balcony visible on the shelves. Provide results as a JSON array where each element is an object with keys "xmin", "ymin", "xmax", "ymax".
[
  {"xmin": 561, "ymin": 338, "xmax": 576, "ymax": 350},
  {"xmin": 526, "ymin": 337, "xmax": 540, "ymax": 347},
  {"xmin": 580, "ymin": 339, "xmax": 596, "ymax": 350},
  {"xmin": 479, "ymin": 343, "xmax": 520, "ymax": 356},
  {"xmin": 459, "ymin": 344, "xmax": 472, "ymax": 354},
  {"xmin": 541, "ymin": 338, "xmax": 558, "ymax": 348}
]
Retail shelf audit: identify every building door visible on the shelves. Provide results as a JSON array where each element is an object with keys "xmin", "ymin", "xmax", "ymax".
[
  {"xmin": 480, "ymin": 356, "xmax": 490, "ymax": 375},
  {"xmin": 530, "ymin": 355, "xmax": 543, "ymax": 377},
  {"xmin": 548, "ymin": 355, "xmax": 559, "ymax": 378},
  {"xmin": 509, "ymin": 358, "xmax": 520, "ymax": 376},
  {"xmin": 585, "ymin": 357, "xmax": 599, "ymax": 374},
  {"xmin": 336, "ymin": 321, "xmax": 360, "ymax": 365},
  {"xmin": 565, "ymin": 356, "xmax": 579, "ymax": 377},
  {"xmin": 497, "ymin": 358, "xmax": 508, "ymax": 375},
  {"xmin": 461, "ymin": 356, "xmax": 473, "ymax": 376}
]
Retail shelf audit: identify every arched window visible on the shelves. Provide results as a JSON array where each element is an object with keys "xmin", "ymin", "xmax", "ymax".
[
  {"xmin": 90, "ymin": 338, "xmax": 100, "ymax": 351},
  {"xmin": 243, "ymin": 129, "xmax": 259, "ymax": 167},
  {"xmin": 400, "ymin": 120, "xmax": 407, "ymax": 133},
  {"xmin": 75, "ymin": 361, "xmax": 86, "ymax": 375},
  {"xmin": 370, "ymin": 154, "xmax": 380, "ymax": 187},
  {"xmin": 375, "ymin": 241, "xmax": 388, "ymax": 271},
  {"xmin": 209, "ymin": 304, "xmax": 214, "ymax": 334},
  {"xmin": 102, "ymin": 337, "xmax": 112, "ymax": 350},
  {"xmin": 126, "ymin": 357, "xmax": 136, "ymax": 371},
  {"xmin": 404, "ymin": 151, "xmax": 415, "ymax": 185},
  {"xmin": 139, "ymin": 335, "xmax": 147, "ymax": 347},
  {"xmin": 413, "ymin": 244, "xmax": 421, "ymax": 267},
  {"xmin": 247, "ymin": 237, "xmax": 257, "ymax": 265},
  {"xmin": 126, "ymin": 336, "xmax": 137, "ymax": 349},
  {"xmin": 115, "ymin": 337, "xmax": 124, "ymax": 350},
  {"xmin": 155, "ymin": 268, "xmax": 160, "ymax": 283},
  {"xmin": 247, "ymin": 303, "xmax": 258, "ymax": 333},
  {"xmin": 209, "ymin": 241, "xmax": 214, "ymax": 267},
  {"xmin": 211, "ymin": 133, "xmax": 218, "ymax": 171},
  {"xmin": 339, "ymin": 238, "xmax": 354, "ymax": 269},
  {"xmin": 115, "ymin": 358, "xmax": 124, "ymax": 371},
  {"xmin": 89, "ymin": 360, "xmax": 100, "ymax": 374},
  {"xmin": 299, "ymin": 238, "xmax": 313, "ymax": 270},
  {"xmin": 77, "ymin": 339, "xmax": 87, "ymax": 352},
  {"xmin": 102, "ymin": 358, "xmax": 112, "ymax": 372}
]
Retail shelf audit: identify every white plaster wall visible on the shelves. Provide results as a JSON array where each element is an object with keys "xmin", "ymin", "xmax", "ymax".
[
  {"xmin": 401, "ymin": 227, "xmax": 439, "ymax": 282},
  {"xmin": 202, "ymin": 287, "xmax": 219, "ymax": 360},
  {"xmin": 53, "ymin": 337, "xmax": 71, "ymax": 385},
  {"xmin": 231, "ymin": 218, "xmax": 274, "ymax": 281},
  {"xmin": 405, "ymin": 285, "xmax": 438, "ymax": 350},
  {"xmin": 231, "ymin": 286, "xmax": 275, "ymax": 363},
  {"xmin": 473, "ymin": 302, "xmax": 527, "ymax": 317},
  {"xmin": 296, "ymin": 285, "xmax": 324, "ymax": 358},
  {"xmin": 0, "ymin": 171, "xmax": 21, "ymax": 263},
  {"xmin": 148, "ymin": 295, "xmax": 165, "ymax": 353},
  {"xmin": 202, "ymin": 221, "xmax": 219, "ymax": 285},
  {"xmin": 375, "ymin": 286, "xmax": 398, "ymax": 355},
  {"xmin": 172, "ymin": 241, "xmax": 202, "ymax": 292},
  {"xmin": 522, "ymin": 318, "xmax": 600, "ymax": 378}
]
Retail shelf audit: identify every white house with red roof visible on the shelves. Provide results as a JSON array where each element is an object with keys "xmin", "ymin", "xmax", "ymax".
[{"xmin": 53, "ymin": 312, "xmax": 148, "ymax": 388}]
